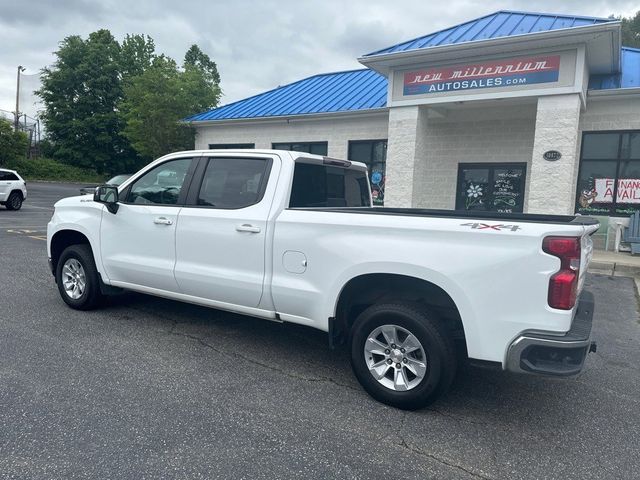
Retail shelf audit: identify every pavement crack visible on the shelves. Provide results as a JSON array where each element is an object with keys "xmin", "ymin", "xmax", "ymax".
[
  {"xmin": 169, "ymin": 330, "xmax": 359, "ymax": 391},
  {"xmin": 426, "ymin": 407, "xmax": 492, "ymax": 427},
  {"xmin": 397, "ymin": 436, "xmax": 494, "ymax": 480}
]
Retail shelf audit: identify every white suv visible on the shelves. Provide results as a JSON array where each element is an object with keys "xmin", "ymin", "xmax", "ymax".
[{"xmin": 0, "ymin": 168, "xmax": 27, "ymax": 210}]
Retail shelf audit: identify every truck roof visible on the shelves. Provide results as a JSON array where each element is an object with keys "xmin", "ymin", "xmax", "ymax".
[{"xmin": 165, "ymin": 149, "xmax": 368, "ymax": 171}]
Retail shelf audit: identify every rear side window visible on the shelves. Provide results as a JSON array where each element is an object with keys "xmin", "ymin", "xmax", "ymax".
[
  {"xmin": 289, "ymin": 163, "xmax": 370, "ymax": 208},
  {"xmin": 0, "ymin": 172, "xmax": 19, "ymax": 181},
  {"xmin": 197, "ymin": 157, "xmax": 270, "ymax": 209}
]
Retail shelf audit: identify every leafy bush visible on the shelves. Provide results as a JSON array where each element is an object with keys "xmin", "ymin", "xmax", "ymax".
[
  {"xmin": 4, "ymin": 157, "xmax": 105, "ymax": 183},
  {"xmin": 0, "ymin": 118, "xmax": 28, "ymax": 166}
]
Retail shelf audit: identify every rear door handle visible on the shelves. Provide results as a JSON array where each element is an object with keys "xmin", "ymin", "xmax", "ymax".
[
  {"xmin": 154, "ymin": 217, "xmax": 173, "ymax": 225},
  {"xmin": 236, "ymin": 224, "xmax": 261, "ymax": 233}
]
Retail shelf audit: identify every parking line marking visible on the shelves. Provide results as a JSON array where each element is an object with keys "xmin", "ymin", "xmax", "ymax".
[{"xmin": 28, "ymin": 236, "xmax": 47, "ymax": 241}]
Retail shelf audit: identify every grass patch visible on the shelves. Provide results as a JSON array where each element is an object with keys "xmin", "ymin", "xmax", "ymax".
[{"xmin": 4, "ymin": 157, "xmax": 105, "ymax": 183}]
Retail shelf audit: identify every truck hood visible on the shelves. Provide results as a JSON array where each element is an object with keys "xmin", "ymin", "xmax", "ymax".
[{"xmin": 54, "ymin": 194, "xmax": 102, "ymax": 209}]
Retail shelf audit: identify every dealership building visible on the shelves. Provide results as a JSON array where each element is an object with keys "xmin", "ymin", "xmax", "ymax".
[{"xmin": 187, "ymin": 10, "xmax": 640, "ymax": 235}]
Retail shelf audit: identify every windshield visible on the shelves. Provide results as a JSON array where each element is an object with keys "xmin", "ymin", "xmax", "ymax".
[{"xmin": 106, "ymin": 174, "xmax": 131, "ymax": 186}]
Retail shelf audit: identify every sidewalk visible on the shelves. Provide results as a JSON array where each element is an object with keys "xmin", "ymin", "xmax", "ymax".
[{"xmin": 589, "ymin": 250, "xmax": 640, "ymax": 277}]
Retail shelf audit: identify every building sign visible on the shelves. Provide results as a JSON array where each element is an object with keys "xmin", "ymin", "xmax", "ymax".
[
  {"xmin": 590, "ymin": 178, "xmax": 640, "ymax": 204},
  {"xmin": 403, "ymin": 55, "xmax": 561, "ymax": 96}
]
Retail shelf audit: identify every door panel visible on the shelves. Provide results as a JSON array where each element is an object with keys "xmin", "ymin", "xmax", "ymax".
[
  {"xmin": 174, "ymin": 156, "xmax": 274, "ymax": 308},
  {"xmin": 174, "ymin": 207, "xmax": 267, "ymax": 306},
  {"xmin": 100, "ymin": 204, "xmax": 181, "ymax": 291},
  {"xmin": 100, "ymin": 157, "xmax": 195, "ymax": 291}
]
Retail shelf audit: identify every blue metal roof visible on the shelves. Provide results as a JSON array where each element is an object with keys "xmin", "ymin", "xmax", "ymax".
[
  {"xmin": 186, "ymin": 69, "xmax": 387, "ymax": 122},
  {"xmin": 589, "ymin": 47, "xmax": 640, "ymax": 90},
  {"xmin": 364, "ymin": 10, "xmax": 614, "ymax": 56}
]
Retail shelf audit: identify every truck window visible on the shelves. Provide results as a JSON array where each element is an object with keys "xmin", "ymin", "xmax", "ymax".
[
  {"xmin": 127, "ymin": 158, "xmax": 192, "ymax": 205},
  {"xmin": 289, "ymin": 163, "xmax": 370, "ymax": 208},
  {"xmin": 197, "ymin": 157, "xmax": 270, "ymax": 209}
]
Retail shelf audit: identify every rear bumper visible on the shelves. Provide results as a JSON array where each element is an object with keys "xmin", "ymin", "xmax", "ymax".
[{"xmin": 505, "ymin": 290, "xmax": 595, "ymax": 376}]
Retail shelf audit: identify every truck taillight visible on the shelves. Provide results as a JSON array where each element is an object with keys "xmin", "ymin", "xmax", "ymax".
[{"xmin": 542, "ymin": 236, "xmax": 581, "ymax": 310}]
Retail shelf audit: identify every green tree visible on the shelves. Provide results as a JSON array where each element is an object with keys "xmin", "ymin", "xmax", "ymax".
[
  {"xmin": 120, "ymin": 34, "xmax": 156, "ymax": 79},
  {"xmin": 37, "ymin": 30, "xmax": 130, "ymax": 174},
  {"xmin": 621, "ymin": 11, "xmax": 640, "ymax": 48},
  {"xmin": 184, "ymin": 44, "xmax": 221, "ymax": 85},
  {"xmin": 0, "ymin": 118, "xmax": 28, "ymax": 166},
  {"xmin": 119, "ymin": 53, "xmax": 221, "ymax": 160},
  {"xmin": 39, "ymin": 31, "xmax": 220, "ymax": 172}
]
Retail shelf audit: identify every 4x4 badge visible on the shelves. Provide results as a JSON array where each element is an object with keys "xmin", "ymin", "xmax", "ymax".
[{"xmin": 461, "ymin": 222, "xmax": 521, "ymax": 232}]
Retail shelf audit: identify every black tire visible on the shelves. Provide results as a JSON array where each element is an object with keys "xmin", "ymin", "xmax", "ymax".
[
  {"xmin": 5, "ymin": 191, "xmax": 23, "ymax": 210},
  {"xmin": 350, "ymin": 303, "xmax": 456, "ymax": 410},
  {"xmin": 55, "ymin": 244, "xmax": 103, "ymax": 310}
]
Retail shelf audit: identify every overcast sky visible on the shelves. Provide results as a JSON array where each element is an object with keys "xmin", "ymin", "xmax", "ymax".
[{"xmin": 0, "ymin": 0, "xmax": 637, "ymax": 118}]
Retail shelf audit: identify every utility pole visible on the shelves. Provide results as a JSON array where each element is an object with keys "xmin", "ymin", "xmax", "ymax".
[{"xmin": 14, "ymin": 66, "xmax": 25, "ymax": 132}]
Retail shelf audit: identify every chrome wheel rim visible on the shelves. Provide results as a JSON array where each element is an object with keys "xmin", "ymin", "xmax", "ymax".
[
  {"xmin": 62, "ymin": 258, "xmax": 86, "ymax": 300},
  {"xmin": 364, "ymin": 324, "xmax": 427, "ymax": 391}
]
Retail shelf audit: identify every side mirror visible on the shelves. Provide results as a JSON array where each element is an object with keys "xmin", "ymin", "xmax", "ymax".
[{"xmin": 94, "ymin": 185, "xmax": 119, "ymax": 214}]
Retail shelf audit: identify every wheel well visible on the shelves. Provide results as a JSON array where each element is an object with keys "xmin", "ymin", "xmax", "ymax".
[
  {"xmin": 10, "ymin": 190, "xmax": 23, "ymax": 198},
  {"xmin": 51, "ymin": 230, "xmax": 91, "ymax": 273},
  {"xmin": 333, "ymin": 274, "xmax": 465, "ymax": 349}
]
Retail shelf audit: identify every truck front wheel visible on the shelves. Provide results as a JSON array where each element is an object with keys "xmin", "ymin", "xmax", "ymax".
[
  {"xmin": 350, "ymin": 303, "xmax": 456, "ymax": 410},
  {"xmin": 55, "ymin": 244, "xmax": 104, "ymax": 310}
]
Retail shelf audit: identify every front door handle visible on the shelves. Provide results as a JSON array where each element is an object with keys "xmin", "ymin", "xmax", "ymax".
[
  {"xmin": 236, "ymin": 224, "xmax": 261, "ymax": 233},
  {"xmin": 154, "ymin": 216, "xmax": 173, "ymax": 225}
]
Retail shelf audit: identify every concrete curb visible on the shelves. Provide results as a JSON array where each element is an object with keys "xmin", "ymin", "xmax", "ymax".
[
  {"xmin": 588, "ymin": 263, "xmax": 640, "ymax": 299},
  {"xmin": 588, "ymin": 262, "xmax": 640, "ymax": 277}
]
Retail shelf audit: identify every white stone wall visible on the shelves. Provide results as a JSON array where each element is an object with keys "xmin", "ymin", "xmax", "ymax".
[
  {"xmin": 194, "ymin": 113, "xmax": 389, "ymax": 160},
  {"xmin": 384, "ymin": 106, "xmax": 428, "ymax": 207},
  {"xmin": 409, "ymin": 104, "xmax": 537, "ymax": 209},
  {"xmin": 579, "ymin": 96, "xmax": 640, "ymax": 132},
  {"xmin": 527, "ymin": 94, "xmax": 582, "ymax": 215}
]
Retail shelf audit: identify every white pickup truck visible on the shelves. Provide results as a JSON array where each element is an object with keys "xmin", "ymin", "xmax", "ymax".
[{"xmin": 47, "ymin": 150, "xmax": 599, "ymax": 409}]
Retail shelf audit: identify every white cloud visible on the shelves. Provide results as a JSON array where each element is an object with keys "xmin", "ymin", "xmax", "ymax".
[{"xmin": 0, "ymin": 0, "xmax": 637, "ymax": 117}]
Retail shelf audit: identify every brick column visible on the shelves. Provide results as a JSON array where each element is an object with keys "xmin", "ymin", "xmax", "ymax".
[
  {"xmin": 527, "ymin": 94, "xmax": 581, "ymax": 214},
  {"xmin": 384, "ymin": 106, "xmax": 428, "ymax": 207}
]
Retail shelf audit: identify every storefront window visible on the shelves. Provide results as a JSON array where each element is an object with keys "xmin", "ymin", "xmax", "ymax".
[
  {"xmin": 456, "ymin": 163, "xmax": 527, "ymax": 213},
  {"xmin": 576, "ymin": 132, "xmax": 640, "ymax": 216},
  {"xmin": 348, "ymin": 140, "xmax": 387, "ymax": 205},
  {"xmin": 272, "ymin": 142, "xmax": 328, "ymax": 156}
]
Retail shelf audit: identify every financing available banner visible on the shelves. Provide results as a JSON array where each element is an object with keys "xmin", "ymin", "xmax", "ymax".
[
  {"xmin": 403, "ymin": 55, "xmax": 561, "ymax": 96},
  {"xmin": 595, "ymin": 178, "xmax": 640, "ymax": 204}
]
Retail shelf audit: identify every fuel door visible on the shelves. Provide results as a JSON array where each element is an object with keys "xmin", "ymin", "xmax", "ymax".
[{"xmin": 282, "ymin": 250, "xmax": 307, "ymax": 274}]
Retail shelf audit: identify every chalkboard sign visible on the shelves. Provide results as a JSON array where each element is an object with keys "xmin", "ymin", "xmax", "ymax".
[{"xmin": 456, "ymin": 163, "xmax": 527, "ymax": 213}]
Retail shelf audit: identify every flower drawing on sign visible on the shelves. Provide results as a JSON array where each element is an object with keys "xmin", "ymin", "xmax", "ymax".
[{"xmin": 465, "ymin": 184, "xmax": 483, "ymax": 209}]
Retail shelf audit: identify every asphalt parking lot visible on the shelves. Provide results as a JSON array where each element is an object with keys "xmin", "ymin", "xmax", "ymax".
[{"xmin": 1, "ymin": 182, "xmax": 639, "ymax": 479}]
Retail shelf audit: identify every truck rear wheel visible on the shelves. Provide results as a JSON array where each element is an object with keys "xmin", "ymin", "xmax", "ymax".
[
  {"xmin": 55, "ymin": 244, "xmax": 103, "ymax": 310},
  {"xmin": 350, "ymin": 303, "xmax": 456, "ymax": 410}
]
